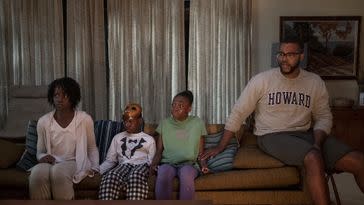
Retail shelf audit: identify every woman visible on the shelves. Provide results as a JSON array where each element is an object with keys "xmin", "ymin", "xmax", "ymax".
[{"xmin": 29, "ymin": 77, "xmax": 99, "ymax": 200}]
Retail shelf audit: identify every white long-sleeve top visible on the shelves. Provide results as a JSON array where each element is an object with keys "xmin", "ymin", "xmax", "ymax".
[
  {"xmin": 100, "ymin": 131, "xmax": 156, "ymax": 174},
  {"xmin": 36, "ymin": 110, "xmax": 100, "ymax": 183},
  {"xmin": 225, "ymin": 68, "xmax": 333, "ymax": 136}
]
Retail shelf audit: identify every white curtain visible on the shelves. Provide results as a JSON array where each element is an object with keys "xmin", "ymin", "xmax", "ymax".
[
  {"xmin": 188, "ymin": 0, "xmax": 252, "ymax": 124},
  {"xmin": 0, "ymin": 0, "xmax": 7, "ymax": 128},
  {"xmin": 67, "ymin": 0, "xmax": 107, "ymax": 120},
  {"xmin": 0, "ymin": 0, "xmax": 64, "ymax": 127},
  {"xmin": 108, "ymin": 0, "xmax": 185, "ymax": 123}
]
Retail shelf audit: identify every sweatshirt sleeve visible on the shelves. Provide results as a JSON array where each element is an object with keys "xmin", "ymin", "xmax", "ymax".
[
  {"xmin": 225, "ymin": 75, "xmax": 263, "ymax": 132},
  {"xmin": 100, "ymin": 136, "xmax": 118, "ymax": 174},
  {"xmin": 85, "ymin": 115, "xmax": 100, "ymax": 172},
  {"xmin": 312, "ymin": 79, "xmax": 333, "ymax": 135},
  {"xmin": 36, "ymin": 116, "xmax": 49, "ymax": 161}
]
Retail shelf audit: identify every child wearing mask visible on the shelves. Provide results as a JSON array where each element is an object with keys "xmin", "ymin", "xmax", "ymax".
[{"xmin": 98, "ymin": 103, "xmax": 156, "ymax": 200}]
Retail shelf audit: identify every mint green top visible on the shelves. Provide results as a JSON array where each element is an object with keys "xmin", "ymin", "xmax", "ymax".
[{"xmin": 156, "ymin": 116, "xmax": 207, "ymax": 165}]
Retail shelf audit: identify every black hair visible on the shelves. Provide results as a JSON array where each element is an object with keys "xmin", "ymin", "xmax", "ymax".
[
  {"xmin": 174, "ymin": 90, "xmax": 194, "ymax": 105},
  {"xmin": 280, "ymin": 36, "xmax": 304, "ymax": 52},
  {"xmin": 47, "ymin": 77, "xmax": 81, "ymax": 109}
]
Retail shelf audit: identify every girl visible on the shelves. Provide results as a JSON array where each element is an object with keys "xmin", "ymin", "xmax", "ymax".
[{"xmin": 150, "ymin": 90, "xmax": 208, "ymax": 200}]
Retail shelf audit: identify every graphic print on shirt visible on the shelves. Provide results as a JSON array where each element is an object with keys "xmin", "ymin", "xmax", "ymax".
[
  {"xmin": 120, "ymin": 137, "xmax": 146, "ymax": 159},
  {"xmin": 268, "ymin": 91, "xmax": 311, "ymax": 108}
]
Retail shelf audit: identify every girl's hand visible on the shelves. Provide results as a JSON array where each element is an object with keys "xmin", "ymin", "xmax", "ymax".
[
  {"xmin": 201, "ymin": 166, "xmax": 209, "ymax": 174},
  {"xmin": 199, "ymin": 159, "xmax": 209, "ymax": 174}
]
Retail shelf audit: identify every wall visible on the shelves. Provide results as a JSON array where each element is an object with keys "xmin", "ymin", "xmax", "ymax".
[{"xmin": 252, "ymin": 0, "xmax": 364, "ymax": 105}]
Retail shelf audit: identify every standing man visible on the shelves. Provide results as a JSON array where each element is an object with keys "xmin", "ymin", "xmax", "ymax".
[{"xmin": 200, "ymin": 38, "xmax": 364, "ymax": 205}]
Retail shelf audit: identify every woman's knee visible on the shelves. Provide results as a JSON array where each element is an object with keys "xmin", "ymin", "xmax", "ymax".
[
  {"xmin": 29, "ymin": 163, "xmax": 51, "ymax": 183},
  {"xmin": 50, "ymin": 163, "xmax": 76, "ymax": 185}
]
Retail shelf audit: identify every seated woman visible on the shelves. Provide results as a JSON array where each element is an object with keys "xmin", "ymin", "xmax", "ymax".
[{"xmin": 29, "ymin": 77, "xmax": 99, "ymax": 200}]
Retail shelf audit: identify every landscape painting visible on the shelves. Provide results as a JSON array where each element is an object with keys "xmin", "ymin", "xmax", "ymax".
[{"xmin": 280, "ymin": 16, "xmax": 361, "ymax": 79}]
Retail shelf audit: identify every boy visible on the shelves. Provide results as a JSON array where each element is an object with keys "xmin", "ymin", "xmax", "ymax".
[{"xmin": 98, "ymin": 103, "xmax": 156, "ymax": 200}]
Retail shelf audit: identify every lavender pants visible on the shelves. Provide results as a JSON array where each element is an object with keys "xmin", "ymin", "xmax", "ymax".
[{"xmin": 155, "ymin": 164, "xmax": 198, "ymax": 200}]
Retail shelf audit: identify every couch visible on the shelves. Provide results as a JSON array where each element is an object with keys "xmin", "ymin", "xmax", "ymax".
[
  {"xmin": 0, "ymin": 119, "xmax": 312, "ymax": 204},
  {"xmin": 0, "ymin": 86, "xmax": 312, "ymax": 204}
]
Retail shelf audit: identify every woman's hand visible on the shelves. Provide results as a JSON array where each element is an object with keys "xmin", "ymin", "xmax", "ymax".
[
  {"xmin": 39, "ymin": 155, "xmax": 55, "ymax": 164},
  {"xmin": 88, "ymin": 169, "xmax": 100, "ymax": 177}
]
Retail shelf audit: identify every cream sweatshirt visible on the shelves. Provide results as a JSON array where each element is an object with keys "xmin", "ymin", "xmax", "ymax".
[
  {"xmin": 225, "ymin": 68, "xmax": 332, "ymax": 136},
  {"xmin": 36, "ymin": 110, "xmax": 100, "ymax": 183}
]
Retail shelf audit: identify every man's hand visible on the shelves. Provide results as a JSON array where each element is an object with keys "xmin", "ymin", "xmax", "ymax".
[
  {"xmin": 313, "ymin": 143, "xmax": 321, "ymax": 151},
  {"xmin": 199, "ymin": 129, "xmax": 235, "ymax": 160},
  {"xmin": 39, "ymin": 155, "xmax": 55, "ymax": 164},
  {"xmin": 313, "ymin": 129, "xmax": 327, "ymax": 151},
  {"xmin": 199, "ymin": 146, "xmax": 224, "ymax": 161}
]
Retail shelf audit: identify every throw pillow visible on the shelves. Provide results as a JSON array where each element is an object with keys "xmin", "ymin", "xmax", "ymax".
[
  {"xmin": 16, "ymin": 120, "xmax": 38, "ymax": 171},
  {"xmin": 94, "ymin": 120, "xmax": 124, "ymax": 163},
  {"xmin": 204, "ymin": 131, "xmax": 238, "ymax": 172},
  {"xmin": 0, "ymin": 139, "xmax": 25, "ymax": 168}
]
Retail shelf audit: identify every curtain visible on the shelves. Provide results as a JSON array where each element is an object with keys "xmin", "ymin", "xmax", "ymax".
[
  {"xmin": 67, "ymin": 0, "xmax": 107, "ymax": 120},
  {"xmin": 108, "ymin": 0, "xmax": 185, "ymax": 123},
  {"xmin": 188, "ymin": 0, "xmax": 252, "ymax": 124},
  {"xmin": 0, "ymin": 0, "xmax": 7, "ymax": 128},
  {"xmin": 0, "ymin": 0, "xmax": 64, "ymax": 128}
]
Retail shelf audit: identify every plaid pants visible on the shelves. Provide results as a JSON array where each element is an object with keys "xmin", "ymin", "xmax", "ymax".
[{"xmin": 98, "ymin": 163, "xmax": 149, "ymax": 200}]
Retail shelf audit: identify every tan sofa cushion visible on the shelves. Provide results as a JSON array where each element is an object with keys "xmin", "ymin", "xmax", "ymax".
[
  {"xmin": 0, "ymin": 139, "xmax": 25, "ymax": 168},
  {"xmin": 233, "ymin": 132, "xmax": 285, "ymax": 169},
  {"xmin": 195, "ymin": 167, "xmax": 299, "ymax": 190},
  {"xmin": 146, "ymin": 167, "xmax": 299, "ymax": 191},
  {"xmin": 233, "ymin": 145, "xmax": 284, "ymax": 169}
]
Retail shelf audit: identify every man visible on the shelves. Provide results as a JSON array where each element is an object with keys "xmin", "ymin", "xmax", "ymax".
[{"xmin": 200, "ymin": 39, "xmax": 364, "ymax": 205}]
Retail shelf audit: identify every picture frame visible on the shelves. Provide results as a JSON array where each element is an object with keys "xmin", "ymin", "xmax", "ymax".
[{"xmin": 280, "ymin": 16, "xmax": 361, "ymax": 79}]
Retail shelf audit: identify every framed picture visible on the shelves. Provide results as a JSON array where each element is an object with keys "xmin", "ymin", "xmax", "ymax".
[{"xmin": 280, "ymin": 16, "xmax": 361, "ymax": 79}]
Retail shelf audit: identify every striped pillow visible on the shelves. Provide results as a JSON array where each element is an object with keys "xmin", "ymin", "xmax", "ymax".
[
  {"xmin": 16, "ymin": 120, "xmax": 38, "ymax": 171},
  {"xmin": 94, "ymin": 120, "xmax": 124, "ymax": 163},
  {"xmin": 204, "ymin": 131, "xmax": 238, "ymax": 172}
]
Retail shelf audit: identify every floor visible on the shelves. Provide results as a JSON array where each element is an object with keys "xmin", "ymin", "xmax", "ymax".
[{"xmin": 329, "ymin": 173, "xmax": 363, "ymax": 205}]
